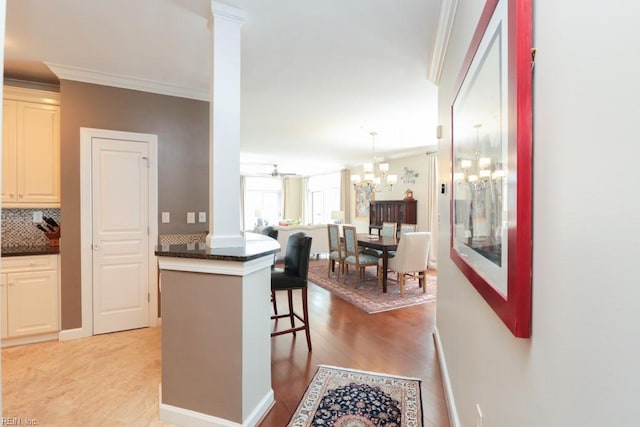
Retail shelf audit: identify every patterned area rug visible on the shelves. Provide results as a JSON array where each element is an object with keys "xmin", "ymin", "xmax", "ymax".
[
  {"xmin": 288, "ymin": 365, "xmax": 423, "ymax": 427},
  {"xmin": 307, "ymin": 264, "xmax": 437, "ymax": 314}
]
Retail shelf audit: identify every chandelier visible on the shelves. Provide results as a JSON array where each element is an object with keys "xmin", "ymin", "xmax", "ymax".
[
  {"xmin": 453, "ymin": 125, "xmax": 506, "ymax": 185},
  {"xmin": 351, "ymin": 132, "xmax": 398, "ymax": 192}
]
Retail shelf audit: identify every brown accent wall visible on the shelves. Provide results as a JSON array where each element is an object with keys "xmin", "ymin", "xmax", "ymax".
[
  {"xmin": 60, "ymin": 81, "xmax": 209, "ymax": 329},
  {"xmin": 161, "ymin": 270, "xmax": 243, "ymax": 421}
]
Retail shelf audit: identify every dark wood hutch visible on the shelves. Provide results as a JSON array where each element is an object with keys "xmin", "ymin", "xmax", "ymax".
[{"xmin": 368, "ymin": 199, "xmax": 417, "ymax": 235}]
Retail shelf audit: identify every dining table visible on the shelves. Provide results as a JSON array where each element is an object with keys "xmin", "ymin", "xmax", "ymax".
[{"xmin": 356, "ymin": 233, "xmax": 399, "ymax": 293}]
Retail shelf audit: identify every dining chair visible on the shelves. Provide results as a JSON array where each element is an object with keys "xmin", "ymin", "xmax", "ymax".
[
  {"xmin": 342, "ymin": 225, "xmax": 379, "ymax": 286},
  {"xmin": 385, "ymin": 223, "xmax": 419, "ymax": 258},
  {"xmin": 270, "ymin": 232, "xmax": 313, "ymax": 351},
  {"xmin": 327, "ymin": 223, "xmax": 345, "ymax": 279},
  {"xmin": 379, "ymin": 232, "xmax": 431, "ymax": 297},
  {"xmin": 364, "ymin": 221, "xmax": 398, "ymax": 258},
  {"xmin": 399, "ymin": 223, "xmax": 418, "ymax": 235},
  {"xmin": 381, "ymin": 221, "xmax": 397, "ymax": 238}
]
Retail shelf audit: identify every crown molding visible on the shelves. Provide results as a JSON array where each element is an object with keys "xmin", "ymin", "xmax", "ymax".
[
  {"xmin": 3, "ymin": 78, "xmax": 60, "ymax": 93},
  {"xmin": 212, "ymin": 1, "xmax": 246, "ymax": 23},
  {"xmin": 45, "ymin": 63, "xmax": 209, "ymax": 101},
  {"xmin": 3, "ymin": 83, "xmax": 60, "ymax": 104},
  {"xmin": 428, "ymin": 0, "xmax": 459, "ymax": 85}
]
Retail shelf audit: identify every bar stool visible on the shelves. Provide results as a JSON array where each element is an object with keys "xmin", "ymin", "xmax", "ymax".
[{"xmin": 270, "ymin": 232, "xmax": 313, "ymax": 351}]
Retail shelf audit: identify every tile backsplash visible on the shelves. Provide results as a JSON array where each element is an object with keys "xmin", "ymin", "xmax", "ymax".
[{"xmin": 1, "ymin": 208, "xmax": 61, "ymax": 247}]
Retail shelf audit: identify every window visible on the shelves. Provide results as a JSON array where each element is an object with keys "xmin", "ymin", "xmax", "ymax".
[
  {"xmin": 307, "ymin": 173, "xmax": 340, "ymax": 225},
  {"xmin": 243, "ymin": 176, "xmax": 282, "ymax": 230}
]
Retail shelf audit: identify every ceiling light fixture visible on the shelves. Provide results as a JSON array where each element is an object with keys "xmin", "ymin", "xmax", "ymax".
[{"xmin": 351, "ymin": 131, "xmax": 397, "ymax": 192}]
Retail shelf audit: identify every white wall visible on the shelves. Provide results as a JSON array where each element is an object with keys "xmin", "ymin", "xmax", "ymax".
[
  {"xmin": 350, "ymin": 153, "xmax": 433, "ymax": 233},
  {"xmin": 437, "ymin": 1, "xmax": 640, "ymax": 426}
]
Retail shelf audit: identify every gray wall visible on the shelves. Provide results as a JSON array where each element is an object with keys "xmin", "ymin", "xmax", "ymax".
[
  {"xmin": 60, "ymin": 80, "xmax": 209, "ymax": 328},
  {"xmin": 436, "ymin": 1, "xmax": 640, "ymax": 426}
]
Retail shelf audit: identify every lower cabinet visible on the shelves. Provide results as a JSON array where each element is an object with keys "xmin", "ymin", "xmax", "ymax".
[{"xmin": 1, "ymin": 254, "xmax": 59, "ymax": 340}]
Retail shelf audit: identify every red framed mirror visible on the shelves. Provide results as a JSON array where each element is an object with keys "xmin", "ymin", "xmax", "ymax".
[{"xmin": 450, "ymin": 0, "xmax": 532, "ymax": 337}]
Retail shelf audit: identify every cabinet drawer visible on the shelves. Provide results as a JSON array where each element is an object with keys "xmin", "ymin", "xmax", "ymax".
[{"xmin": 2, "ymin": 254, "xmax": 58, "ymax": 272}]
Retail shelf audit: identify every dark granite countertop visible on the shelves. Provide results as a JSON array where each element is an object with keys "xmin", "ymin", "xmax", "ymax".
[
  {"xmin": 1, "ymin": 245, "xmax": 60, "ymax": 257},
  {"xmin": 155, "ymin": 232, "xmax": 279, "ymax": 262}
]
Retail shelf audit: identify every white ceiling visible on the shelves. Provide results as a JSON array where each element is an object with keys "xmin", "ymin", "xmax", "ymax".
[{"xmin": 4, "ymin": 0, "xmax": 442, "ymax": 176}]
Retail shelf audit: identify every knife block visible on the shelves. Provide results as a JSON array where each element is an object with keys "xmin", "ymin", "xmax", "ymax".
[{"xmin": 45, "ymin": 228, "xmax": 61, "ymax": 247}]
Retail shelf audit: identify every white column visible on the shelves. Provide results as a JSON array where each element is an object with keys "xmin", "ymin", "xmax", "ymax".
[{"xmin": 206, "ymin": 1, "xmax": 246, "ymax": 248}]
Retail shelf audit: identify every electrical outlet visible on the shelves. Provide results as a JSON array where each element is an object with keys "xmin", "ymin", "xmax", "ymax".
[
  {"xmin": 476, "ymin": 404, "xmax": 483, "ymax": 427},
  {"xmin": 187, "ymin": 212, "xmax": 195, "ymax": 224},
  {"xmin": 33, "ymin": 211, "xmax": 43, "ymax": 223},
  {"xmin": 198, "ymin": 212, "xmax": 206, "ymax": 223},
  {"xmin": 161, "ymin": 212, "xmax": 170, "ymax": 223}
]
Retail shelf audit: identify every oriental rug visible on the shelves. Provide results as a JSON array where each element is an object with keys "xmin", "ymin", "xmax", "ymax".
[
  {"xmin": 307, "ymin": 264, "xmax": 437, "ymax": 314},
  {"xmin": 287, "ymin": 365, "xmax": 423, "ymax": 427}
]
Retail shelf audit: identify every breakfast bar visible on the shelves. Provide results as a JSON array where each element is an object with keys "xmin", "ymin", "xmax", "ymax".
[{"xmin": 155, "ymin": 233, "xmax": 279, "ymax": 426}]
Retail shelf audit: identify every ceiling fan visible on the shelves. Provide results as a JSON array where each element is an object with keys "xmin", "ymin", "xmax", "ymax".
[{"xmin": 262, "ymin": 164, "xmax": 297, "ymax": 178}]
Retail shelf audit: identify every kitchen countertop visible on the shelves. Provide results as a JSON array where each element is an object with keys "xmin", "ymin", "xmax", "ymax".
[
  {"xmin": 155, "ymin": 232, "xmax": 279, "ymax": 262},
  {"xmin": 1, "ymin": 245, "xmax": 60, "ymax": 257}
]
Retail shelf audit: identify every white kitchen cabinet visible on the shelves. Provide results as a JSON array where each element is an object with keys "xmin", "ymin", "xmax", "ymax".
[
  {"xmin": 2, "ymin": 86, "xmax": 60, "ymax": 207},
  {"xmin": 1, "ymin": 254, "xmax": 60, "ymax": 341}
]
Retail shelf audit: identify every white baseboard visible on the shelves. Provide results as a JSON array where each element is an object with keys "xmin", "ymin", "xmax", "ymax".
[
  {"xmin": 58, "ymin": 327, "xmax": 87, "ymax": 341},
  {"xmin": 245, "ymin": 389, "xmax": 275, "ymax": 426},
  {"xmin": 2, "ymin": 332, "xmax": 58, "ymax": 348},
  {"xmin": 433, "ymin": 327, "xmax": 460, "ymax": 427},
  {"xmin": 160, "ymin": 403, "xmax": 241, "ymax": 427},
  {"xmin": 159, "ymin": 385, "xmax": 274, "ymax": 427}
]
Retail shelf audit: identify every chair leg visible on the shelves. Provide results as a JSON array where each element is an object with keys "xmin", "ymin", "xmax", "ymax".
[
  {"xmin": 421, "ymin": 270, "xmax": 427, "ymax": 293},
  {"xmin": 343, "ymin": 264, "xmax": 352, "ymax": 284},
  {"xmin": 287, "ymin": 289, "xmax": 296, "ymax": 336},
  {"xmin": 301, "ymin": 288, "xmax": 312, "ymax": 351},
  {"xmin": 400, "ymin": 274, "xmax": 405, "ymax": 297},
  {"xmin": 271, "ymin": 290, "xmax": 278, "ymax": 315}
]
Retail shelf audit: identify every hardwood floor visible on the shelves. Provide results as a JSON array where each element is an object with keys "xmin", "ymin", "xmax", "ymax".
[
  {"xmin": 2, "ymin": 263, "xmax": 448, "ymax": 426},
  {"xmin": 264, "ymin": 263, "xmax": 448, "ymax": 426}
]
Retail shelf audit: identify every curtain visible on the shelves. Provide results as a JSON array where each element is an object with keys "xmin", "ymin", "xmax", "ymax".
[
  {"xmin": 340, "ymin": 168, "xmax": 352, "ymax": 224},
  {"xmin": 425, "ymin": 152, "xmax": 438, "ymax": 268}
]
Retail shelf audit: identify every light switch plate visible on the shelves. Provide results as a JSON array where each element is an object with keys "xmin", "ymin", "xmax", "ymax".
[
  {"xmin": 187, "ymin": 212, "xmax": 195, "ymax": 224},
  {"xmin": 33, "ymin": 211, "xmax": 43, "ymax": 223},
  {"xmin": 161, "ymin": 212, "xmax": 170, "ymax": 223},
  {"xmin": 198, "ymin": 212, "xmax": 206, "ymax": 223}
]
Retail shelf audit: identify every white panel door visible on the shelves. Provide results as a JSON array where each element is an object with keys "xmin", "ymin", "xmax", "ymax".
[{"xmin": 92, "ymin": 138, "xmax": 149, "ymax": 334}]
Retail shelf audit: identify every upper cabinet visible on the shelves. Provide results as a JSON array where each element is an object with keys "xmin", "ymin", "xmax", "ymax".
[{"xmin": 2, "ymin": 86, "xmax": 60, "ymax": 207}]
